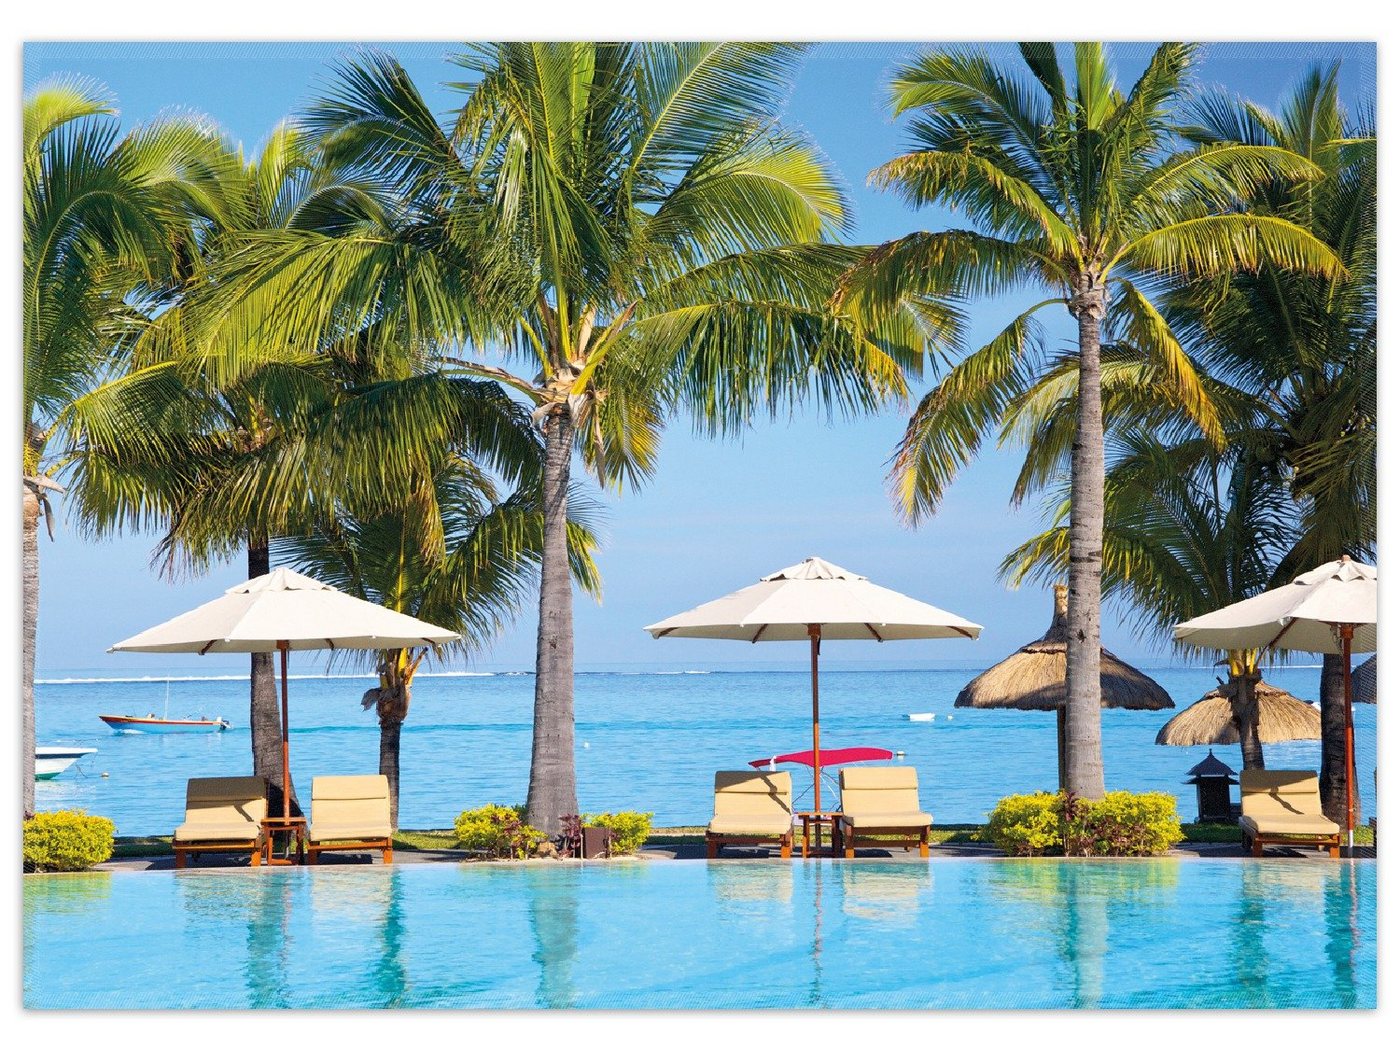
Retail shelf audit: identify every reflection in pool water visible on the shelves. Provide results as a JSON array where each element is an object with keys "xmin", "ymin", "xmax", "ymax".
[{"xmin": 23, "ymin": 859, "xmax": 1374, "ymax": 1009}]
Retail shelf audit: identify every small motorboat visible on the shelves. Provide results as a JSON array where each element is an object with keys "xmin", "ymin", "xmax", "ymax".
[
  {"xmin": 99, "ymin": 713, "xmax": 230, "ymax": 734},
  {"xmin": 35, "ymin": 746, "xmax": 97, "ymax": 779}
]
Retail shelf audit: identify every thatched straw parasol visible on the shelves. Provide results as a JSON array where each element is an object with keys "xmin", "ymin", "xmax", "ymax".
[
  {"xmin": 956, "ymin": 586, "xmax": 1173, "ymax": 786},
  {"xmin": 1155, "ymin": 680, "xmax": 1321, "ymax": 747},
  {"xmin": 1352, "ymin": 655, "xmax": 1376, "ymax": 704},
  {"xmin": 957, "ymin": 586, "xmax": 1174, "ymax": 711}
]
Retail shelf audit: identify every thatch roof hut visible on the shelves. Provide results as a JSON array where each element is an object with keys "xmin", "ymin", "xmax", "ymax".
[
  {"xmin": 1155, "ymin": 680, "xmax": 1321, "ymax": 747},
  {"xmin": 956, "ymin": 586, "xmax": 1173, "ymax": 789},
  {"xmin": 956, "ymin": 586, "xmax": 1174, "ymax": 711},
  {"xmin": 1352, "ymin": 655, "xmax": 1376, "ymax": 704}
]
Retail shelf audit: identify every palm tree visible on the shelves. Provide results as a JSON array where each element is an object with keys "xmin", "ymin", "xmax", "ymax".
[
  {"xmin": 65, "ymin": 121, "xmax": 556, "ymax": 814},
  {"xmin": 1168, "ymin": 66, "xmax": 1375, "ymax": 820},
  {"xmin": 279, "ymin": 454, "xmax": 601, "ymax": 829},
  {"xmin": 181, "ymin": 45, "xmax": 922, "ymax": 833},
  {"xmin": 62, "ymin": 123, "xmax": 372, "ymax": 812},
  {"xmin": 23, "ymin": 81, "xmax": 230, "ymax": 813},
  {"xmin": 839, "ymin": 42, "xmax": 1341, "ymax": 797},
  {"xmin": 1004, "ymin": 435, "xmax": 1297, "ymax": 769}
]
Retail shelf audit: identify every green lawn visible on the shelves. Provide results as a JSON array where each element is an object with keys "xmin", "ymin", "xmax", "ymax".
[{"xmin": 1180, "ymin": 822, "xmax": 1375, "ymax": 845}]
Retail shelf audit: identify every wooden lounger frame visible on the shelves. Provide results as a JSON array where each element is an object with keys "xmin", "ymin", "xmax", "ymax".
[
  {"xmin": 174, "ymin": 837, "xmax": 264, "ymax": 869},
  {"xmin": 705, "ymin": 830, "xmax": 792, "ymax": 860},
  {"xmin": 836, "ymin": 823, "xmax": 929, "ymax": 860},
  {"xmin": 1242, "ymin": 826, "xmax": 1340, "ymax": 858},
  {"xmin": 306, "ymin": 837, "xmax": 394, "ymax": 865}
]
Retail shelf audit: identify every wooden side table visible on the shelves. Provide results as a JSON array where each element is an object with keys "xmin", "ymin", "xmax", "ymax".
[
  {"xmin": 261, "ymin": 815, "xmax": 308, "ymax": 866},
  {"xmin": 796, "ymin": 812, "xmax": 838, "ymax": 859}
]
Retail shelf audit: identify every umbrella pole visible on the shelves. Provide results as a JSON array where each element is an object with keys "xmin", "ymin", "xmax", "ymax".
[
  {"xmin": 1341, "ymin": 625, "xmax": 1355, "ymax": 854},
  {"xmin": 809, "ymin": 624, "xmax": 822, "ymax": 820},
  {"xmin": 279, "ymin": 640, "xmax": 291, "ymax": 820}
]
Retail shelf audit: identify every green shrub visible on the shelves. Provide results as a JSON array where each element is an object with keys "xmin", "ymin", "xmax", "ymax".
[
  {"xmin": 24, "ymin": 810, "xmax": 116, "ymax": 872},
  {"xmin": 586, "ymin": 811, "xmax": 653, "ymax": 855},
  {"xmin": 1061, "ymin": 791, "xmax": 1183, "ymax": 857},
  {"xmin": 980, "ymin": 791, "xmax": 1184, "ymax": 858},
  {"xmin": 981, "ymin": 792, "xmax": 1063, "ymax": 856},
  {"xmin": 453, "ymin": 804, "xmax": 545, "ymax": 859}
]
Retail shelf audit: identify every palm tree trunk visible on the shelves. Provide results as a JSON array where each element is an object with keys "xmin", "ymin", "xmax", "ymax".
[
  {"xmin": 1318, "ymin": 653, "xmax": 1356, "ymax": 826},
  {"xmin": 1064, "ymin": 282, "xmax": 1107, "ymax": 800},
  {"xmin": 380, "ymin": 714, "xmax": 403, "ymax": 832},
  {"xmin": 248, "ymin": 540, "xmax": 296, "ymax": 814},
  {"xmin": 1230, "ymin": 672, "xmax": 1266, "ymax": 771},
  {"xmin": 22, "ymin": 486, "xmax": 40, "ymax": 818},
  {"xmin": 526, "ymin": 408, "xmax": 578, "ymax": 835}
]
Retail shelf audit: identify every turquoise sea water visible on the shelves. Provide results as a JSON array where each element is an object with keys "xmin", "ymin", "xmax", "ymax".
[
  {"xmin": 23, "ymin": 859, "xmax": 1375, "ymax": 1009},
  {"xmin": 35, "ymin": 666, "xmax": 1376, "ymax": 834}
]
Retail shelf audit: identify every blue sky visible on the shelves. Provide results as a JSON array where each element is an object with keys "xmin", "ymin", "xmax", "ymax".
[{"xmin": 23, "ymin": 41, "xmax": 1376, "ymax": 676}]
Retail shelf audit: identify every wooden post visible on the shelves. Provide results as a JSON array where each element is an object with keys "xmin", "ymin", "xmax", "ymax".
[
  {"xmin": 1341, "ymin": 624, "xmax": 1355, "ymax": 853},
  {"xmin": 279, "ymin": 641, "xmax": 291, "ymax": 821},
  {"xmin": 809, "ymin": 624, "xmax": 822, "ymax": 818}
]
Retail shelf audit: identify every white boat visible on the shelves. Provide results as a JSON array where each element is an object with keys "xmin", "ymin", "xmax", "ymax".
[
  {"xmin": 35, "ymin": 746, "xmax": 97, "ymax": 780},
  {"xmin": 906, "ymin": 712, "xmax": 936, "ymax": 722}
]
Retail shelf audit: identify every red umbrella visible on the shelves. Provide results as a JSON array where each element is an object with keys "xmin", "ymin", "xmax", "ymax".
[{"xmin": 749, "ymin": 747, "xmax": 893, "ymax": 769}]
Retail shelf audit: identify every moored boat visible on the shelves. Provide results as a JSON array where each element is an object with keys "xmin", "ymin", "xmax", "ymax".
[
  {"xmin": 99, "ymin": 713, "xmax": 230, "ymax": 733},
  {"xmin": 35, "ymin": 746, "xmax": 97, "ymax": 779}
]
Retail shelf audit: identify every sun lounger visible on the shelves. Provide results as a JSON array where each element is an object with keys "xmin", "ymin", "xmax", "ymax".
[
  {"xmin": 172, "ymin": 776, "xmax": 268, "ymax": 869},
  {"xmin": 834, "ymin": 766, "xmax": 932, "ymax": 859},
  {"xmin": 1239, "ymin": 770, "xmax": 1341, "ymax": 858},
  {"xmin": 306, "ymin": 775, "xmax": 394, "ymax": 864},
  {"xmin": 706, "ymin": 771, "xmax": 794, "ymax": 859}
]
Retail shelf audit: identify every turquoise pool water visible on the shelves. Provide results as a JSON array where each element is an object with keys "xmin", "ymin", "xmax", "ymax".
[{"xmin": 24, "ymin": 859, "xmax": 1375, "ymax": 1009}]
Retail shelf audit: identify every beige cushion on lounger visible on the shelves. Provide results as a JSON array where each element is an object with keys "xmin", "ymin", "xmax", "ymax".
[
  {"xmin": 1239, "ymin": 770, "xmax": 1339, "ymax": 837},
  {"xmin": 1240, "ymin": 813, "xmax": 1341, "ymax": 836},
  {"xmin": 707, "ymin": 815, "xmax": 796, "ymax": 836},
  {"xmin": 707, "ymin": 771, "xmax": 793, "ymax": 837},
  {"xmin": 174, "ymin": 776, "xmax": 267, "ymax": 842},
  {"xmin": 309, "ymin": 775, "xmax": 392, "ymax": 842},
  {"xmin": 839, "ymin": 810, "xmax": 934, "ymax": 829},
  {"xmin": 835, "ymin": 767, "xmax": 932, "ymax": 829},
  {"xmin": 174, "ymin": 820, "xmax": 264, "ymax": 842}
]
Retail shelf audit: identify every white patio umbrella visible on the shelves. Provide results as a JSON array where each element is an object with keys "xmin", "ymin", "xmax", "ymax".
[
  {"xmin": 110, "ymin": 568, "xmax": 459, "ymax": 820},
  {"xmin": 644, "ymin": 556, "xmax": 982, "ymax": 814},
  {"xmin": 1174, "ymin": 555, "xmax": 1376, "ymax": 849}
]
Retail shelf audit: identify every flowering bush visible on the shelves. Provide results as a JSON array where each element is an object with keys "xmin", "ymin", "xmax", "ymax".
[
  {"xmin": 981, "ymin": 792, "xmax": 1063, "ymax": 856},
  {"xmin": 1060, "ymin": 791, "xmax": 1183, "ymax": 857},
  {"xmin": 586, "ymin": 811, "xmax": 653, "ymax": 855},
  {"xmin": 24, "ymin": 810, "xmax": 116, "ymax": 872},
  {"xmin": 981, "ymin": 791, "xmax": 1183, "ymax": 857},
  {"xmin": 453, "ymin": 804, "xmax": 545, "ymax": 859}
]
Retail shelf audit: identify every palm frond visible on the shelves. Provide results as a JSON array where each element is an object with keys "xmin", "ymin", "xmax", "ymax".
[
  {"xmin": 1114, "ymin": 213, "xmax": 1344, "ymax": 279},
  {"xmin": 887, "ymin": 299, "xmax": 1055, "ymax": 522}
]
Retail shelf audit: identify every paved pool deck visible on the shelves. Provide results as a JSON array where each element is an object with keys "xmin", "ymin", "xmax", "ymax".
[{"xmin": 91, "ymin": 838, "xmax": 1376, "ymax": 872}]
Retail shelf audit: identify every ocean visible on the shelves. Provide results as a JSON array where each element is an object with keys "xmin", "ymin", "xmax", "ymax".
[{"xmin": 34, "ymin": 665, "xmax": 1377, "ymax": 836}]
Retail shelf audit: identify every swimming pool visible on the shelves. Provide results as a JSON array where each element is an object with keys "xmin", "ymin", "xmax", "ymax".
[{"xmin": 24, "ymin": 859, "xmax": 1374, "ymax": 1010}]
